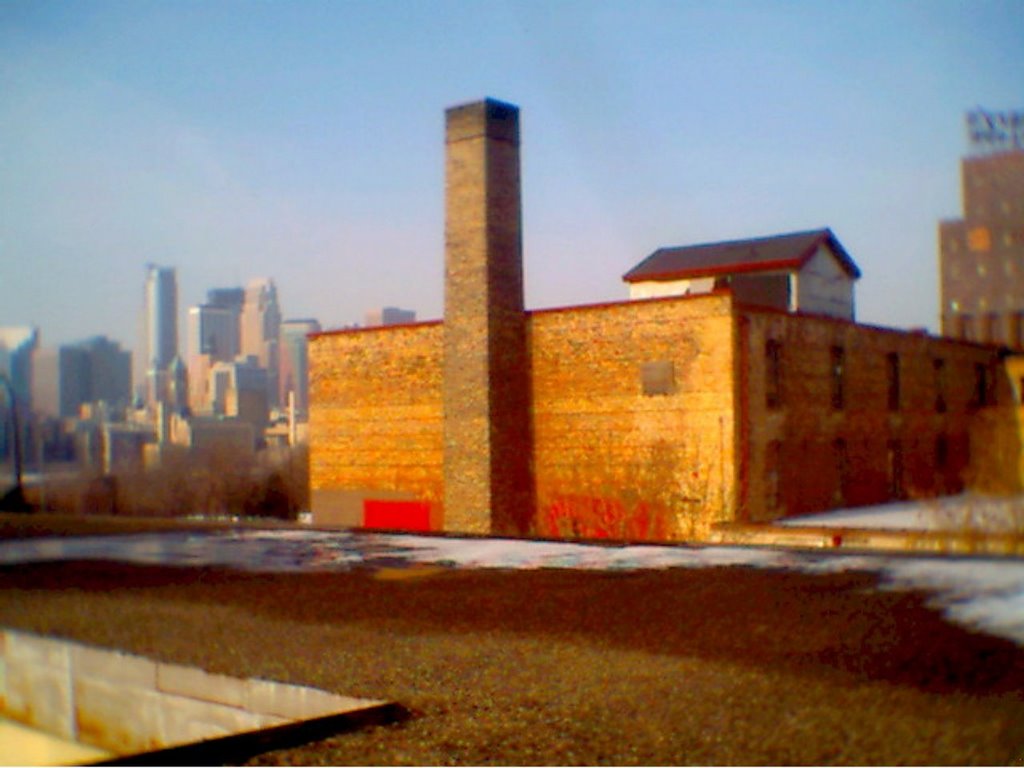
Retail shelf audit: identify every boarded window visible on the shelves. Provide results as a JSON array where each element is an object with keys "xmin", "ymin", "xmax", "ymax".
[
  {"xmin": 886, "ymin": 352, "xmax": 900, "ymax": 411},
  {"xmin": 935, "ymin": 434, "xmax": 949, "ymax": 471},
  {"xmin": 830, "ymin": 346, "xmax": 845, "ymax": 410},
  {"xmin": 766, "ymin": 440, "xmax": 782, "ymax": 511},
  {"xmin": 973, "ymin": 363, "xmax": 990, "ymax": 408},
  {"xmin": 934, "ymin": 358, "xmax": 947, "ymax": 413},
  {"xmin": 641, "ymin": 360, "xmax": 676, "ymax": 396},
  {"xmin": 833, "ymin": 438, "xmax": 848, "ymax": 506},
  {"xmin": 765, "ymin": 339, "xmax": 783, "ymax": 409},
  {"xmin": 887, "ymin": 440, "xmax": 904, "ymax": 499}
]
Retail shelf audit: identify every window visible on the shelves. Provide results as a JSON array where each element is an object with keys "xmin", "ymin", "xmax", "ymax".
[
  {"xmin": 766, "ymin": 440, "xmax": 782, "ymax": 511},
  {"xmin": 641, "ymin": 360, "xmax": 675, "ymax": 396},
  {"xmin": 973, "ymin": 363, "xmax": 990, "ymax": 408},
  {"xmin": 830, "ymin": 346, "xmax": 845, "ymax": 410},
  {"xmin": 933, "ymin": 358, "xmax": 947, "ymax": 413},
  {"xmin": 887, "ymin": 440, "xmax": 904, "ymax": 499},
  {"xmin": 935, "ymin": 435, "xmax": 948, "ymax": 471},
  {"xmin": 886, "ymin": 352, "xmax": 900, "ymax": 411},
  {"xmin": 765, "ymin": 339, "xmax": 782, "ymax": 409},
  {"xmin": 832, "ymin": 438, "xmax": 848, "ymax": 506}
]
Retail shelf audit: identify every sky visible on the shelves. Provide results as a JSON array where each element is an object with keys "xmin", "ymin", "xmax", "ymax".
[{"xmin": 1, "ymin": 0, "xmax": 1023, "ymax": 356}]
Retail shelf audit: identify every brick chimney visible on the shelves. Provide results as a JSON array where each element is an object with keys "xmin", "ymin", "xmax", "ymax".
[{"xmin": 442, "ymin": 98, "xmax": 534, "ymax": 535}]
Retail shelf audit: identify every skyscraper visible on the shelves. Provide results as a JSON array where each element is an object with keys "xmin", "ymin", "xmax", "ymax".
[
  {"xmin": 0, "ymin": 327, "xmax": 38, "ymax": 462},
  {"xmin": 240, "ymin": 278, "xmax": 281, "ymax": 409},
  {"xmin": 279, "ymin": 318, "xmax": 321, "ymax": 417},
  {"xmin": 364, "ymin": 307, "xmax": 416, "ymax": 327},
  {"xmin": 31, "ymin": 336, "xmax": 131, "ymax": 419},
  {"xmin": 144, "ymin": 264, "xmax": 178, "ymax": 405},
  {"xmin": 939, "ymin": 109, "xmax": 1024, "ymax": 347},
  {"xmin": 187, "ymin": 305, "xmax": 240, "ymax": 361}
]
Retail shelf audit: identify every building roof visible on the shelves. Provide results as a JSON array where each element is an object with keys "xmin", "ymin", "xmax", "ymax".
[{"xmin": 622, "ymin": 228, "xmax": 862, "ymax": 283}]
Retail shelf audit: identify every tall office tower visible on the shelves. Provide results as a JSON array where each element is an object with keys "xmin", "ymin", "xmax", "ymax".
[
  {"xmin": 167, "ymin": 356, "xmax": 188, "ymax": 414},
  {"xmin": 210, "ymin": 356, "xmax": 269, "ymax": 439},
  {"xmin": 187, "ymin": 305, "xmax": 240, "ymax": 361},
  {"xmin": 77, "ymin": 336, "xmax": 132, "ymax": 409},
  {"xmin": 144, "ymin": 264, "xmax": 178, "ymax": 406},
  {"xmin": 940, "ymin": 109, "xmax": 1024, "ymax": 347},
  {"xmin": 32, "ymin": 337, "xmax": 132, "ymax": 420},
  {"xmin": 240, "ymin": 278, "xmax": 281, "ymax": 410},
  {"xmin": 206, "ymin": 287, "xmax": 245, "ymax": 351},
  {"xmin": 364, "ymin": 307, "xmax": 416, "ymax": 327},
  {"xmin": 279, "ymin": 319, "xmax": 321, "ymax": 418},
  {"xmin": 0, "ymin": 327, "xmax": 38, "ymax": 462}
]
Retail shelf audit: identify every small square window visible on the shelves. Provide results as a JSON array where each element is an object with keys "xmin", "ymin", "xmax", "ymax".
[{"xmin": 641, "ymin": 360, "xmax": 676, "ymax": 396}]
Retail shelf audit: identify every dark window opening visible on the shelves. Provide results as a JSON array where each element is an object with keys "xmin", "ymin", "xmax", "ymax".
[
  {"xmin": 833, "ymin": 438, "xmax": 848, "ymax": 506},
  {"xmin": 887, "ymin": 440, "xmax": 904, "ymax": 499},
  {"xmin": 934, "ymin": 358, "xmax": 947, "ymax": 413},
  {"xmin": 830, "ymin": 346, "xmax": 845, "ymax": 410},
  {"xmin": 766, "ymin": 440, "xmax": 782, "ymax": 511},
  {"xmin": 765, "ymin": 339, "xmax": 782, "ymax": 409},
  {"xmin": 973, "ymin": 363, "xmax": 990, "ymax": 408},
  {"xmin": 935, "ymin": 435, "xmax": 948, "ymax": 471},
  {"xmin": 886, "ymin": 352, "xmax": 900, "ymax": 411}
]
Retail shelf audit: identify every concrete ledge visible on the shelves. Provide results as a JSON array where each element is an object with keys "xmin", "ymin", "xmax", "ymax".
[
  {"xmin": 0, "ymin": 627, "xmax": 406, "ymax": 763},
  {"xmin": 711, "ymin": 523, "xmax": 1024, "ymax": 556}
]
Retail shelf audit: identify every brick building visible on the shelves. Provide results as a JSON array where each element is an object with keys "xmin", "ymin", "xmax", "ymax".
[
  {"xmin": 309, "ymin": 99, "xmax": 1016, "ymax": 541},
  {"xmin": 940, "ymin": 139, "xmax": 1024, "ymax": 347}
]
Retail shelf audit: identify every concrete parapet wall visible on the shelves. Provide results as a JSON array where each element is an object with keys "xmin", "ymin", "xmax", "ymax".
[{"xmin": 0, "ymin": 627, "xmax": 382, "ymax": 757}]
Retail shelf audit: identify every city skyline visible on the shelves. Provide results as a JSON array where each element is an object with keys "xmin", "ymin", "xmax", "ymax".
[{"xmin": 2, "ymin": 1, "xmax": 1023, "ymax": 349}]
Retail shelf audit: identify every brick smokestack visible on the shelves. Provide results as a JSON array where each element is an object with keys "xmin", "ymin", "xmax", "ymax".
[{"xmin": 442, "ymin": 98, "xmax": 534, "ymax": 535}]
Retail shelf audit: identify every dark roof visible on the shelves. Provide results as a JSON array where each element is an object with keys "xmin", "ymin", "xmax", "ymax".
[{"xmin": 622, "ymin": 228, "xmax": 862, "ymax": 283}]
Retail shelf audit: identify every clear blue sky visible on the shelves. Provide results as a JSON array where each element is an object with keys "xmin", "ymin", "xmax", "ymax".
[{"xmin": 2, "ymin": 0, "xmax": 1022, "ymax": 354}]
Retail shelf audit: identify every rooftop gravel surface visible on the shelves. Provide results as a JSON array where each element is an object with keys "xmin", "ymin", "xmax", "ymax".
[{"xmin": 1, "ymin": 516, "xmax": 1022, "ymax": 765}]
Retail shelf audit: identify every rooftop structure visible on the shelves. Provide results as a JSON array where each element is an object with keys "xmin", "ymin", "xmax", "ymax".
[{"xmin": 624, "ymin": 228, "xmax": 860, "ymax": 320}]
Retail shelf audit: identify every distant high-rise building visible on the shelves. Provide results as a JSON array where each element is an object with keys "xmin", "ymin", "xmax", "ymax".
[
  {"xmin": 364, "ymin": 307, "xmax": 416, "ymax": 327},
  {"xmin": 33, "ymin": 346, "xmax": 88, "ymax": 419},
  {"xmin": 187, "ymin": 304, "xmax": 239, "ymax": 362},
  {"xmin": 144, "ymin": 264, "xmax": 178, "ymax": 405},
  {"xmin": 241, "ymin": 278, "xmax": 281, "ymax": 409},
  {"xmin": 168, "ymin": 356, "xmax": 189, "ymax": 414},
  {"xmin": 32, "ymin": 336, "xmax": 131, "ymax": 420},
  {"xmin": 0, "ymin": 327, "xmax": 38, "ymax": 462},
  {"xmin": 279, "ymin": 319, "xmax": 321, "ymax": 417},
  {"xmin": 210, "ymin": 356, "xmax": 269, "ymax": 441},
  {"xmin": 207, "ymin": 287, "xmax": 245, "ymax": 312},
  {"xmin": 940, "ymin": 109, "xmax": 1024, "ymax": 347}
]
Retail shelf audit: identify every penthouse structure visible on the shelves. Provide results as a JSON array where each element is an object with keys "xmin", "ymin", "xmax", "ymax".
[{"xmin": 308, "ymin": 99, "xmax": 1015, "ymax": 541}]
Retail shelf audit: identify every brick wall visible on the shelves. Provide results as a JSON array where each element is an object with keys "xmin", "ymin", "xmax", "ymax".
[
  {"xmin": 308, "ymin": 322, "xmax": 444, "ymax": 528},
  {"xmin": 739, "ymin": 307, "xmax": 1013, "ymax": 522},
  {"xmin": 308, "ymin": 293, "xmax": 1019, "ymax": 537},
  {"xmin": 529, "ymin": 293, "xmax": 738, "ymax": 540}
]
